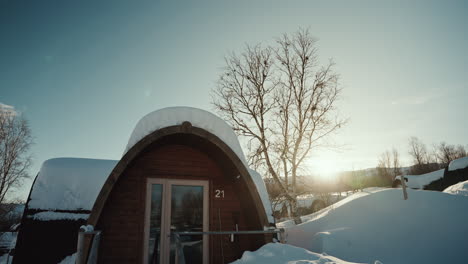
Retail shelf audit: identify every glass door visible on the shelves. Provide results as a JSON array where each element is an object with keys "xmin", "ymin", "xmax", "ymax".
[{"xmin": 144, "ymin": 179, "xmax": 208, "ymax": 264}]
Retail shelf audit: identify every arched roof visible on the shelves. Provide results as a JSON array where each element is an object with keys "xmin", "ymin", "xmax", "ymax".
[
  {"xmin": 124, "ymin": 107, "xmax": 247, "ymax": 165},
  {"xmin": 28, "ymin": 158, "xmax": 118, "ymax": 212}
]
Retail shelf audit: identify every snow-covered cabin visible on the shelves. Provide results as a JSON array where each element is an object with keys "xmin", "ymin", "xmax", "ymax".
[
  {"xmin": 14, "ymin": 107, "xmax": 274, "ymax": 264},
  {"xmin": 392, "ymin": 156, "xmax": 468, "ymax": 191}
]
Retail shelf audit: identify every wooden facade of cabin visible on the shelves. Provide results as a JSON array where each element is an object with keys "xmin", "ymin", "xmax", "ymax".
[
  {"xmin": 86, "ymin": 123, "xmax": 271, "ymax": 263},
  {"xmin": 86, "ymin": 122, "xmax": 272, "ymax": 263}
]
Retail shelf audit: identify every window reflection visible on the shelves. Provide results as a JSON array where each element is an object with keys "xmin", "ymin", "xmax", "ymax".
[
  {"xmin": 148, "ymin": 183, "xmax": 205, "ymax": 264},
  {"xmin": 148, "ymin": 184, "xmax": 162, "ymax": 264},
  {"xmin": 170, "ymin": 185, "xmax": 204, "ymax": 264}
]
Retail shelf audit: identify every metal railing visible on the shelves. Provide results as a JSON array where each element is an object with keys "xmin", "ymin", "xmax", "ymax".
[
  {"xmin": 173, "ymin": 228, "xmax": 285, "ymax": 264},
  {"xmin": 77, "ymin": 228, "xmax": 285, "ymax": 264},
  {"xmin": 173, "ymin": 229, "xmax": 285, "ymax": 237}
]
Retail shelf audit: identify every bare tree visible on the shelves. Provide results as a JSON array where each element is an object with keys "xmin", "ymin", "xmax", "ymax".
[
  {"xmin": 434, "ymin": 142, "xmax": 466, "ymax": 167},
  {"xmin": 0, "ymin": 105, "xmax": 32, "ymax": 204},
  {"xmin": 377, "ymin": 148, "xmax": 401, "ymax": 180},
  {"xmin": 407, "ymin": 137, "xmax": 438, "ymax": 174},
  {"xmin": 455, "ymin": 144, "xmax": 467, "ymax": 158},
  {"xmin": 392, "ymin": 148, "xmax": 402, "ymax": 177},
  {"xmin": 212, "ymin": 29, "xmax": 346, "ymax": 223},
  {"xmin": 408, "ymin": 137, "xmax": 428, "ymax": 166}
]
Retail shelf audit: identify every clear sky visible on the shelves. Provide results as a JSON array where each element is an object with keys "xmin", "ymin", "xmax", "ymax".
[{"xmin": 1, "ymin": 0, "xmax": 467, "ymax": 200}]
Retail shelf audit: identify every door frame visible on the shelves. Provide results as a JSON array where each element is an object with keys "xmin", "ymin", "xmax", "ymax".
[{"xmin": 143, "ymin": 178, "xmax": 209, "ymax": 264}]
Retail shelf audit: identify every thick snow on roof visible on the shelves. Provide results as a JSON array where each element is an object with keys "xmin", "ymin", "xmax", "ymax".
[
  {"xmin": 448, "ymin": 156, "xmax": 468, "ymax": 171},
  {"xmin": 124, "ymin": 107, "xmax": 247, "ymax": 165},
  {"xmin": 126, "ymin": 107, "xmax": 273, "ymax": 224},
  {"xmin": 28, "ymin": 158, "xmax": 118, "ymax": 211},
  {"xmin": 404, "ymin": 168, "xmax": 445, "ymax": 189},
  {"xmin": 443, "ymin": 180, "xmax": 468, "ymax": 196},
  {"xmin": 281, "ymin": 188, "xmax": 468, "ymax": 264},
  {"xmin": 231, "ymin": 243, "xmax": 359, "ymax": 264},
  {"xmin": 28, "ymin": 211, "xmax": 89, "ymax": 221},
  {"xmin": 248, "ymin": 170, "xmax": 274, "ymax": 224}
]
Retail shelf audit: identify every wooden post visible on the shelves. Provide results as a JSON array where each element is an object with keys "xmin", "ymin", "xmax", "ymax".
[
  {"xmin": 400, "ymin": 175, "xmax": 408, "ymax": 200},
  {"xmin": 278, "ymin": 228, "xmax": 285, "ymax": 243},
  {"xmin": 76, "ymin": 228, "xmax": 86, "ymax": 264}
]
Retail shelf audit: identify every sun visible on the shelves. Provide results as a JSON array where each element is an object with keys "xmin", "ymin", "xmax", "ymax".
[{"xmin": 306, "ymin": 153, "xmax": 344, "ymax": 181}]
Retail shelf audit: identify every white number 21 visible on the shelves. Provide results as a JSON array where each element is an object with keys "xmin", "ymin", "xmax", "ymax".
[{"xmin": 215, "ymin": 189, "xmax": 225, "ymax": 198}]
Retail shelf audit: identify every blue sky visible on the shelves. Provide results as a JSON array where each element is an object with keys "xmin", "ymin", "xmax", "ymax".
[{"xmin": 1, "ymin": 0, "xmax": 467, "ymax": 200}]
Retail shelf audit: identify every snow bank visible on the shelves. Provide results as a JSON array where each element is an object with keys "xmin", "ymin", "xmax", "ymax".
[
  {"xmin": 28, "ymin": 158, "xmax": 118, "ymax": 211},
  {"xmin": 58, "ymin": 253, "xmax": 76, "ymax": 264},
  {"xmin": 0, "ymin": 232, "xmax": 17, "ymax": 251},
  {"xmin": 448, "ymin": 157, "xmax": 468, "ymax": 171},
  {"xmin": 404, "ymin": 169, "xmax": 445, "ymax": 189},
  {"xmin": 443, "ymin": 180, "xmax": 468, "ymax": 196},
  {"xmin": 230, "ymin": 243, "xmax": 361, "ymax": 264},
  {"xmin": 0, "ymin": 254, "xmax": 12, "ymax": 264},
  {"xmin": 283, "ymin": 188, "xmax": 468, "ymax": 264},
  {"xmin": 28, "ymin": 211, "xmax": 89, "ymax": 221}
]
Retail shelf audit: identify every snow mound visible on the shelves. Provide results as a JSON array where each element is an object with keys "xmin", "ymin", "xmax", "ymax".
[
  {"xmin": 0, "ymin": 254, "xmax": 11, "ymax": 264},
  {"xmin": 443, "ymin": 180, "xmax": 468, "ymax": 196},
  {"xmin": 58, "ymin": 253, "xmax": 77, "ymax": 264},
  {"xmin": 230, "ymin": 243, "xmax": 362, "ymax": 264},
  {"xmin": 404, "ymin": 169, "xmax": 445, "ymax": 189},
  {"xmin": 28, "ymin": 158, "xmax": 118, "ymax": 211},
  {"xmin": 283, "ymin": 188, "xmax": 468, "ymax": 264},
  {"xmin": 448, "ymin": 157, "xmax": 468, "ymax": 171},
  {"xmin": 124, "ymin": 107, "xmax": 247, "ymax": 165},
  {"xmin": 0, "ymin": 232, "xmax": 17, "ymax": 251}
]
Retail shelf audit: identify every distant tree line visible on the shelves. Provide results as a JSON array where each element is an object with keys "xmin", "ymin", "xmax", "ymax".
[
  {"xmin": 377, "ymin": 137, "xmax": 467, "ymax": 181},
  {"xmin": 267, "ymin": 137, "xmax": 467, "ymax": 208},
  {"xmin": 339, "ymin": 137, "xmax": 467, "ymax": 192}
]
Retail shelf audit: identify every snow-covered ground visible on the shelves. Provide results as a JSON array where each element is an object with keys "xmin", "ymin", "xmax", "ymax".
[
  {"xmin": 278, "ymin": 188, "xmax": 468, "ymax": 264},
  {"xmin": 443, "ymin": 180, "xmax": 468, "ymax": 196},
  {"xmin": 231, "ymin": 243, "xmax": 363, "ymax": 264},
  {"xmin": 57, "ymin": 253, "xmax": 76, "ymax": 264},
  {"xmin": 0, "ymin": 232, "xmax": 17, "ymax": 263},
  {"xmin": 0, "ymin": 254, "xmax": 12, "ymax": 264}
]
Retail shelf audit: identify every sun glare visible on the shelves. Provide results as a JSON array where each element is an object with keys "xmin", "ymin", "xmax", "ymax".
[{"xmin": 307, "ymin": 154, "xmax": 343, "ymax": 181}]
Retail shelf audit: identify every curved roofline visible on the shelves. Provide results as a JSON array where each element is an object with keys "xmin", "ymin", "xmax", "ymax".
[
  {"xmin": 87, "ymin": 122, "xmax": 269, "ymax": 227},
  {"xmin": 123, "ymin": 107, "xmax": 248, "ymax": 165}
]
